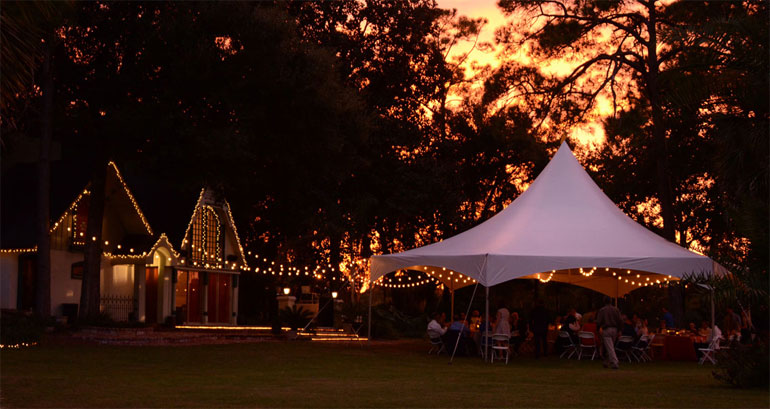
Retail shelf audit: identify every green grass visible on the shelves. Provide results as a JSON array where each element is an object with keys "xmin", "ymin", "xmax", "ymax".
[{"xmin": 1, "ymin": 339, "xmax": 767, "ymax": 408}]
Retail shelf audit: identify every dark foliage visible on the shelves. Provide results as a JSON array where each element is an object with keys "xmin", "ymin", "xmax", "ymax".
[{"xmin": 712, "ymin": 341, "xmax": 770, "ymax": 388}]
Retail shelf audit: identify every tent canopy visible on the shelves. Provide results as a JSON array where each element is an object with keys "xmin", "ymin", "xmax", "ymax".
[{"xmin": 370, "ymin": 142, "xmax": 725, "ymax": 295}]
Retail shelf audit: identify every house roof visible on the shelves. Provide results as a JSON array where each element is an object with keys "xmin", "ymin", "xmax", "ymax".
[{"xmin": 1, "ymin": 160, "xmax": 227, "ymax": 252}]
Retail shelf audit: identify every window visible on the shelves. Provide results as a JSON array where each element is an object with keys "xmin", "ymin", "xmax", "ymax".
[
  {"xmin": 72, "ymin": 197, "xmax": 89, "ymax": 246},
  {"xmin": 190, "ymin": 206, "xmax": 220, "ymax": 263},
  {"xmin": 71, "ymin": 261, "xmax": 84, "ymax": 279}
]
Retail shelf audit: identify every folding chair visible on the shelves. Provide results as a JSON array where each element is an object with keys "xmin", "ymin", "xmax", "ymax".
[
  {"xmin": 577, "ymin": 331, "xmax": 597, "ymax": 360},
  {"xmin": 428, "ymin": 337, "xmax": 446, "ymax": 355},
  {"xmin": 614, "ymin": 335, "xmax": 635, "ymax": 363},
  {"xmin": 632, "ymin": 334, "xmax": 653, "ymax": 362},
  {"xmin": 558, "ymin": 331, "xmax": 577, "ymax": 359},
  {"xmin": 491, "ymin": 334, "xmax": 511, "ymax": 364},
  {"xmin": 698, "ymin": 336, "xmax": 722, "ymax": 365},
  {"xmin": 479, "ymin": 331, "xmax": 494, "ymax": 359}
]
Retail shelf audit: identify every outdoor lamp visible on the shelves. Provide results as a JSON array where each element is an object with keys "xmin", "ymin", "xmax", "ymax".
[
  {"xmin": 283, "ymin": 287, "xmax": 290, "ymax": 295},
  {"xmin": 331, "ymin": 291, "xmax": 338, "ymax": 299}
]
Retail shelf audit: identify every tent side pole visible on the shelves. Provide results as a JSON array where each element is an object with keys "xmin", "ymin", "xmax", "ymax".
[
  {"xmin": 484, "ymin": 286, "xmax": 489, "ymax": 362},
  {"xmin": 449, "ymin": 283, "xmax": 479, "ymax": 364},
  {"xmin": 367, "ymin": 285, "xmax": 372, "ymax": 344},
  {"xmin": 450, "ymin": 280, "xmax": 455, "ymax": 320}
]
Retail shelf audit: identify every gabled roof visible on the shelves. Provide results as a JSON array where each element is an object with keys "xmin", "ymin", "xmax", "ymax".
[
  {"xmin": 178, "ymin": 188, "xmax": 248, "ymax": 269},
  {"xmin": 1, "ymin": 161, "xmax": 154, "ymax": 250},
  {"xmin": 371, "ymin": 142, "xmax": 724, "ymax": 295}
]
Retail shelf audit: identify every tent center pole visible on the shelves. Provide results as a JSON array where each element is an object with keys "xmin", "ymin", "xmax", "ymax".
[
  {"xmin": 484, "ymin": 286, "xmax": 489, "ymax": 362},
  {"xmin": 450, "ymin": 279, "xmax": 455, "ymax": 320}
]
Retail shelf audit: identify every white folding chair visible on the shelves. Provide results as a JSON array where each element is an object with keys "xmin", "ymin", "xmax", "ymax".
[
  {"xmin": 558, "ymin": 331, "xmax": 577, "ymax": 359},
  {"xmin": 479, "ymin": 330, "xmax": 494, "ymax": 359},
  {"xmin": 698, "ymin": 336, "xmax": 722, "ymax": 365},
  {"xmin": 491, "ymin": 334, "xmax": 511, "ymax": 364},
  {"xmin": 577, "ymin": 331, "xmax": 597, "ymax": 360},
  {"xmin": 615, "ymin": 335, "xmax": 635, "ymax": 363},
  {"xmin": 428, "ymin": 337, "xmax": 446, "ymax": 355},
  {"xmin": 632, "ymin": 334, "xmax": 655, "ymax": 362}
]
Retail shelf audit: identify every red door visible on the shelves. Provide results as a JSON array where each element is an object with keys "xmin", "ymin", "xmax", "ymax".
[
  {"xmin": 207, "ymin": 274, "xmax": 217, "ymax": 323},
  {"xmin": 145, "ymin": 267, "xmax": 158, "ymax": 324},
  {"xmin": 188, "ymin": 272, "xmax": 201, "ymax": 323},
  {"xmin": 217, "ymin": 274, "xmax": 231, "ymax": 323}
]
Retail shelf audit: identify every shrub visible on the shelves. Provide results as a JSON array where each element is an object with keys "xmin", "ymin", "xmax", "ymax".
[
  {"xmin": 0, "ymin": 310, "xmax": 48, "ymax": 346},
  {"xmin": 372, "ymin": 305, "xmax": 428, "ymax": 339},
  {"xmin": 279, "ymin": 305, "xmax": 313, "ymax": 330},
  {"xmin": 712, "ymin": 340, "xmax": 770, "ymax": 388}
]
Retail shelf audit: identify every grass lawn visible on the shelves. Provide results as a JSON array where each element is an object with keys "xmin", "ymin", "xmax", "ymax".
[{"xmin": 1, "ymin": 339, "xmax": 767, "ymax": 408}]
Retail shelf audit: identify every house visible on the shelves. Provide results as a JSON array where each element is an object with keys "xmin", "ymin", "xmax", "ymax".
[{"xmin": 0, "ymin": 162, "xmax": 247, "ymax": 325}]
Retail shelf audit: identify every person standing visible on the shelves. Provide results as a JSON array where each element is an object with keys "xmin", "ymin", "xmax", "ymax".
[
  {"xmin": 661, "ymin": 307, "xmax": 675, "ymax": 329},
  {"xmin": 723, "ymin": 306, "xmax": 742, "ymax": 340},
  {"xmin": 531, "ymin": 299, "xmax": 549, "ymax": 358},
  {"xmin": 596, "ymin": 296, "xmax": 623, "ymax": 369}
]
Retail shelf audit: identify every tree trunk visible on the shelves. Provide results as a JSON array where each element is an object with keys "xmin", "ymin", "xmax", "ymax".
[
  {"xmin": 646, "ymin": 0, "xmax": 676, "ymax": 242},
  {"xmin": 35, "ymin": 37, "xmax": 53, "ymax": 319},
  {"xmin": 79, "ymin": 164, "xmax": 106, "ymax": 321}
]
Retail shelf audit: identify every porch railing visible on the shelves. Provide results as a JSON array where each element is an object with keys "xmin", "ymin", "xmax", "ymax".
[{"xmin": 100, "ymin": 295, "xmax": 134, "ymax": 322}]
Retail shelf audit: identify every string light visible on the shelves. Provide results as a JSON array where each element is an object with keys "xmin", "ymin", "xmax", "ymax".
[
  {"xmin": 0, "ymin": 247, "xmax": 37, "ymax": 254},
  {"xmin": 108, "ymin": 162, "xmax": 154, "ymax": 235},
  {"xmin": 0, "ymin": 342, "xmax": 38, "ymax": 349},
  {"xmin": 537, "ymin": 271, "xmax": 555, "ymax": 283}
]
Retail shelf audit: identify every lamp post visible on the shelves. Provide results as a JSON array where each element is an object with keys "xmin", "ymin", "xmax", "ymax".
[{"xmin": 332, "ymin": 290, "xmax": 341, "ymax": 329}]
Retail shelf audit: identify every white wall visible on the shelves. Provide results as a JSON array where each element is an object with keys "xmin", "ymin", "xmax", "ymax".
[
  {"xmin": 50, "ymin": 250, "xmax": 84, "ymax": 316},
  {"xmin": 0, "ymin": 254, "xmax": 19, "ymax": 309}
]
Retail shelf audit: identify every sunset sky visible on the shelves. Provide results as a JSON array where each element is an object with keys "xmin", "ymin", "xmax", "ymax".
[{"xmin": 437, "ymin": 0, "xmax": 608, "ymax": 147}]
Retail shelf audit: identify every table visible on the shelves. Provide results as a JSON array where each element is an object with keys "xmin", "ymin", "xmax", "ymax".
[{"xmin": 663, "ymin": 335, "xmax": 697, "ymax": 361}]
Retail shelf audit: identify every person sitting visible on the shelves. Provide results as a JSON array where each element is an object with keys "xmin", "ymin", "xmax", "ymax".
[
  {"xmin": 687, "ymin": 322, "xmax": 699, "ymax": 336},
  {"xmin": 707, "ymin": 324, "xmax": 722, "ymax": 344},
  {"xmin": 447, "ymin": 314, "xmax": 475, "ymax": 355},
  {"xmin": 469, "ymin": 310, "xmax": 481, "ymax": 331},
  {"xmin": 558, "ymin": 308, "xmax": 580, "ymax": 351},
  {"xmin": 698, "ymin": 320, "xmax": 712, "ymax": 339},
  {"xmin": 636, "ymin": 319, "xmax": 649, "ymax": 338},
  {"xmin": 510, "ymin": 311, "xmax": 527, "ymax": 355},
  {"xmin": 657, "ymin": 319, "xmax": 668, "ymax": 334},
  {"xmin": 449, "ymin": 315, "xmax": 470, "ymax": 334},
  {"xmin": 427, "ymin": 312, "xmax": 448, "ymax": 341},
  {"xmin": 494, "ymin": 306, "xmax": 511, "ymax": 337},
  {"xmin": 621, "ymin": 315, "xmax": 636, "ymax": 338}
]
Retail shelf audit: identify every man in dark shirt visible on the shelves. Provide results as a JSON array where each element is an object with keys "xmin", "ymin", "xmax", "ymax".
[{"xmin": 596, "ymin": 296, "xmax": 623, "ymax": 369}]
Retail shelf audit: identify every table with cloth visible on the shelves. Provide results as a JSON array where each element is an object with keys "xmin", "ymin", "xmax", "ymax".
[{"xmin": 663, "ymin": 335, "xmax": 697, "ymax": 361}]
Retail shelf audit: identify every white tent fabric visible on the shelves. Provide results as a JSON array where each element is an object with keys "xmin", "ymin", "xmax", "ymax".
[{"xmin": 370, "ymin": 142, "xmax": 725, "ymax": 293}]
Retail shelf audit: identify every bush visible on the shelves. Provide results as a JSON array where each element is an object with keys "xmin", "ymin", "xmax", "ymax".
[
  {"xmin": 372, "ymin": 305, "xmax": 428, "ymax": 339},
  {"xmin": 0, "ymin": 310, "xmax": 49, "ymax": 346},
  {"xmin": 712, "ymin": 341, "xmax": 770, "ymax": 388},
  {"xmin": 279, "ymin": 305, "xmax": 313, "ymax": 330}
]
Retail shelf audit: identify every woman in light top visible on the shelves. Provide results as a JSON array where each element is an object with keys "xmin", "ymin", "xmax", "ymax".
[{"xmin": 494, "ymin": 306, "xmax": 511, "ymax": 337}]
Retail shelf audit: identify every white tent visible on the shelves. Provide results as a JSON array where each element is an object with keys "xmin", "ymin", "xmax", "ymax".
[{"xmin": 370, "ymin": 141, "xmax": 725, "ymax": 295}]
